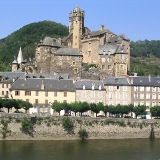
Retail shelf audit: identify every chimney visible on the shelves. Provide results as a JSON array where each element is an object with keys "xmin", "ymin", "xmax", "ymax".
[
  {"xmin": 134, "ymin": 73, "xmax": 137, "ymax": 77},
  {"xmin": 148, "ymin": 75, "xmax": 151, "ymax": 82},
  {"xmin": 100, "ymin": 25, "xmax": 104, "ymax": 31}
]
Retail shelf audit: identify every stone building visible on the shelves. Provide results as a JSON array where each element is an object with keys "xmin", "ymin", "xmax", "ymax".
[
  {"xmin": 103, "ymin": 76, "xmax": 131, "ymax": 106},
  {"xmin": 62, "ymin": 6, "xmax": 130, "ymax": 77},
  {"xmin": 35, "ymin": 37, "xmax": 83, "ymax": 78},
  {"xmin": 130, "ymin": 75, "xmax": 160, "ymax": 108},
  {"xmin": 34, "ymin": 6, "xmax": 130, "ymax": 78}
]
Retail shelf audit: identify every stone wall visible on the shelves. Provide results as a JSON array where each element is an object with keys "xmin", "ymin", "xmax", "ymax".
[{"xmin": 0, "ymin": 116, "xmax": 160, "ymax": 140}]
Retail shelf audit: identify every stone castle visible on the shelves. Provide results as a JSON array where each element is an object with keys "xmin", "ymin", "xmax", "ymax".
[{"xmin": 12, "ymin": 6, "xmax": 130, "ymax": 79}]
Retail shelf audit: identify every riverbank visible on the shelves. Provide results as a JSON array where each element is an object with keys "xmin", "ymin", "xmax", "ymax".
[{"xmin": 0, "ymin": 116, "xmax": 160, "ymax": 140}]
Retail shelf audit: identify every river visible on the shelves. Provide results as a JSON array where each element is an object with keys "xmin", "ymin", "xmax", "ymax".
[{"xmin": 0, "ymin": 139, "xmax": 160, "ymax": 160}]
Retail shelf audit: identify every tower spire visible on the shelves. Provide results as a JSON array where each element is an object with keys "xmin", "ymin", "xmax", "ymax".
[{"xmin": 17, "ymin": 47, "xmax": 23, "ymax": 64}]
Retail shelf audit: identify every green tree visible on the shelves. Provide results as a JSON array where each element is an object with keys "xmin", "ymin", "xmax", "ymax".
[
  {"xmin": 0, "ymin": 99, "xmax": 4, "ymax": 112},
  {"xmin": 70, "ymin": 102, "xmax": 79, "ymax": 116},
  {"xmin": 78, "ymin": 102, "xmax": 89, "ymax": 116},
  {"xmin": 51, "ymin": 102, "xmax": 63, "ymax": 115},
  {"xmin": 1, "ymin": 99, "xmax": 15, "ymax": 113},
  {"xmin": 133, "ymin": 105, "xmax": 146, "ymax": 118},
  {"xmin": 102, "ymin": 105, "xmax": 109, "ymax": 117},
  {"xmin": 150, "ymin": 106, "xmax": 160, "ymax": 117},
  {"xmin": 17, "ymin": 100, "xmax": 33, "ymax": 113}
]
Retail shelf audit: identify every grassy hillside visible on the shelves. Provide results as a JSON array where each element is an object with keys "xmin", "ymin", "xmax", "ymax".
[{"xmin": 0, "ymin": 20, "xmax": 69, "ymax": 71}]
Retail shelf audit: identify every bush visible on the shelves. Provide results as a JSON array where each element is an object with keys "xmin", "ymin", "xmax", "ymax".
[
  {"xmin": 62, "ymin": 118, "xmax": 74, "ymax": 134},
  {"xmin": 21, "ymin": 118, "xmax": 34, "ymax": 136},
  {"xmin": 0, "ymin": 119, "xmax": 11, "ymax": 139},
  {"xmin": 78, "ymin": 129, "xmax": 89, "ymax": 140}
]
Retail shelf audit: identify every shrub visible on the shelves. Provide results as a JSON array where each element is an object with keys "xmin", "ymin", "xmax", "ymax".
[
  {"xmin": 0, "ymin": 119, "xmax": 11, "ymax": 139},
  {"xmin": 21, "ymin": 118, "xmax": 34, "ymax": 136},
  {"xmin": 78, "ymin": 129, "xmax": 89, "ymax": 140},
  {"xmin": 62, "ymin": 118, "xmax": 74, "ymax": 134}
]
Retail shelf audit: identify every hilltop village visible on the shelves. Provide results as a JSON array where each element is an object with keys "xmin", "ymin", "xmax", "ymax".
[{"xmin": 0, "ymin": 6, "xmax": 160, "ymax": 116}]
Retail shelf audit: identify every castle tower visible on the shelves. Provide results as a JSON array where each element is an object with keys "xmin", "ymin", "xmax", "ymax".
[
  {"xmin": 12, "ymin": 56, "xmax": 18, "ymax": 72},
  {"xmin": 69, "ymin": 6, "xmax": 84, "ymax": 50}
]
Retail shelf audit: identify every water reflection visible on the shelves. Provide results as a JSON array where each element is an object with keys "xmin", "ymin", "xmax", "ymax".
[{"xmin": 0, "ymin": 139, "xmax": 160, "ymax": 160}]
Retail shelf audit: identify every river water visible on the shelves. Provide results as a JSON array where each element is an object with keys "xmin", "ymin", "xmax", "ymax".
[{"xmin": 0, "ymin": 139, "xmax": 160, "ymax": 160}]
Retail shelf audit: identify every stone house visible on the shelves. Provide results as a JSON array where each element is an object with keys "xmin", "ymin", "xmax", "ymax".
[
  {"xmin": 10, "ymin": 77, "xmax": 76, "ymax": 116},
  {"xmin": 75, "ymin": 79, "xmax": 106, "ymax": 104},
  {"xmin": 35, "ymin": 37, "xmax": 83, "ymax": 78},
  {"xmin": 130, "ymin": 75, "xmax": 160, "ymax": 108},
  {"xmin": 103, "ymin": 76, "xmax": 131, "ymax": 106}
]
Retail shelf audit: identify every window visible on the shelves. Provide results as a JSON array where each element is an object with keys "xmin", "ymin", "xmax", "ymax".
[
  {"xmin": 45, "ymin": 100, "xmax": 48, "ymax": 105},
  {"xmin": 2, "ymin": 84, "xmax": 4, "ymax": 88},
  {"xmin": 2, "ymin": 91, "xmax": 4, "ymax": 95},
  {"xmin": 140, "ymin": 86, "xmax": 144, "ymax": 91},
  {"xmin": 117, "ymin": 86, "xmax": 120, "ymax": 90},
  {"xmin": 146, "ymin": 93, "xmax": 150, "ymax": 99},
  {"xmin": 121, "ymin": 54, "xmax": 124, "ymax": 59},
  {"xmin": 109, "ymin": 101, "xmax": 113, "ymax": 105},
  {"xmin": 81, "ymin": 92, "xmax": 86, "ymax": 98},
  {"xmin": 108, "ymin": 65, "xmax": 111, "ymax": 69},
  {"xmin": 63, "ymin": 100, "xmax": 67, "ymax": 103},
  {"xmin": 15, "ymin": 91, "xmax": 20, "ymax": 96},
  {"xmin": 54, "ymin": 100, "xmax": 57, "ymax": 103},
  {"xmin": 134, "ymin": 93, "xmax": 138, "ymax": 99},
  {"xmin": 102, "ymin": 65, "xmax": 105, "ymax": 70},
  {"xmin": 109, "ymin": 92, "xmax": 113, "ymax": 99},
  {"xmin": 35, "ymin": 99, "xmax": 38, "ymax": 104},
  {"xmin": 75, "ymin": 43, "xmax": 77, "ymax": 46},
  {"xmin": 107, "ymin": 57, "xmax": 111, "ymax": 62},
  {"xmin": 123, "ymin": 93, "xmax": 127, "ymax": 99},
  {"xmin": 116, "ymin": 93, "xmax": 120, "ymax": 99},
  {"xmin": 152, "ymin": 101, "xmax": 156, "ymax": 106},
  {"xmin": 134, "ymin": 86, "xmax": 138, "ymax": 91},
  {"xmin": 146, "ymin": 87, "xmax": 150, "ymax": 91},
  {"xmin": 72, "ymin": 61, "xmax": 75, "ymax": 66},
  {"xmin": 88, "ymin": 51, "xmax": 91, "ymax": 56},
  {"xmin": 36, "ymin": 91, "xmax": 39, "ymax": 96},
  {"xmin": 6, "ymin": 84, "xmax": 8, "ymax": 88},
  {"xmin": 146, "ymin": 101, "xmax": 150, "ymax": 107},
  {"xmin": 54, "ymin": 92, "xmax": 57, "ymax": 97},
  {"xmin": 59, "ymin": 56, "xmax": 62, "ymax": 60},
  {"xmin": 120, "ymin": 65, "xmax": 123, "ymax": 70},
  {"xmin": 109, "ymin": 86, "xmax": 113, "ymax": 91},
  {"xmin": 25, "ymin": 91, "xmax": 31, "ymax": 96},
  {"xmin": 91, "ymin": 91, "xmax": 95, "ymax": 98},
  {"xmin": 75, "ymin": 56, "xmax": 79, "ymax": 61},
  {"xmin": 123, "ymin": 101, "xmax": 127, "ymax": 105},
  {"xmin": 6, "ymin": 91, "xmax": 8, "ymax": 96},
  {"xmin": 140, "ymin": 93, "xmax": 144, "ymax": 99},
  {"xmin": 74, "ymin": 68, "xmax": 78, "ymax": 73},
  {"xmin": 98, "ymin": 92, "xmax": 102, "ymax": 98},
  {"xmin": 64, "ymin": 92, "xmax": 67, "ymax": 97},
  {"xmin": 152, "ymin": 87, "xmax": 156, "ymax": 92},
  {"xmin": 67, "ymin": 56, "xmax": 71, "ymax": 60},
  {"xmin": 152, "ymin": 93, "xmax": 156, "ymax": 99},
  {"xmin": 45, "ymin": 91, "xmax": 48, "ymax": 97},
  {"xmin": 123, "ymin": 86, "xmax": 127, "ymax": 91},
  {"xmin": 26, "ymin": 99, "xmax": 29, "ymax": 102}
]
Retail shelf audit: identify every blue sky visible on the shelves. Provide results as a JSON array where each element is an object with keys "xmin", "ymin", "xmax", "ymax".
[{"xmin": 0, "ymin": 0, "xmax": 160, "ymax": 41}]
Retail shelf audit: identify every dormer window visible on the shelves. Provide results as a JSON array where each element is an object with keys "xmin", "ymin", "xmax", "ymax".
[
  {"xmin": 82, "ymin": 84, "xmax": 85, "ymax": 90},
  {"xmin": 92, "ymin": 83, "xmax": 95, "ymax": 90}
]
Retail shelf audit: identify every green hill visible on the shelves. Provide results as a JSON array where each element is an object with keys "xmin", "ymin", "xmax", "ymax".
[{"xmin": 0, "ymin": 20, "xmax": 69, "ymax": 71}]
